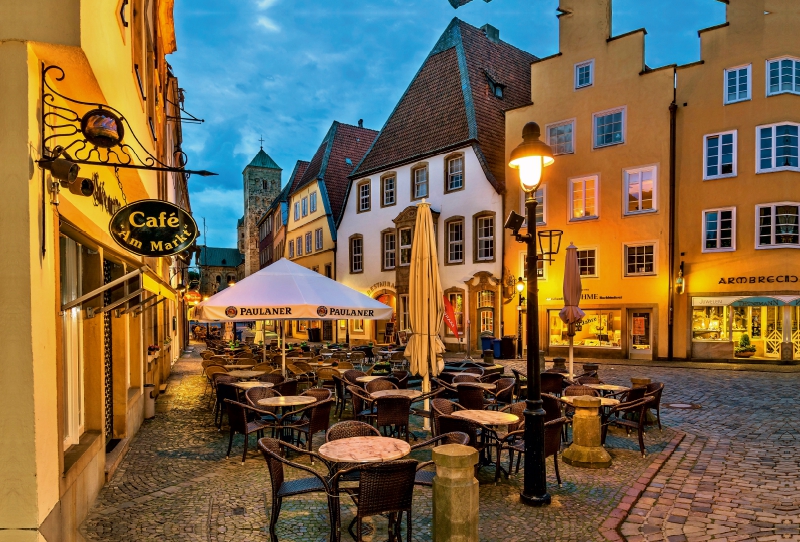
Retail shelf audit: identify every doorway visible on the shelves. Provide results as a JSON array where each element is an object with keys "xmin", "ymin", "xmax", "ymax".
[
  {"xmin": 628, "ymin": 309, "xmax": 652, "ymax": 360},
  {"xmin": 373, "ymin": 292, "xmax": 397, "ymax": 344}
]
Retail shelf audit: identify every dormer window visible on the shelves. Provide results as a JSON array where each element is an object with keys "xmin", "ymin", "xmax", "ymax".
[{"xmin": 485, "ymin": 71, "xmax": 505, "ymax": 99}]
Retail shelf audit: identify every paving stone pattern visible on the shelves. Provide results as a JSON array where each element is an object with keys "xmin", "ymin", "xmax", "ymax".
[{"xmin": 80, "ymin": 348, "xmax": 775, "ymax": 541}]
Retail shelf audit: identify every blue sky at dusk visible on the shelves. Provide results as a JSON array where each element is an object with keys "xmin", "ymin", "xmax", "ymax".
[{"xmin": 169, "ymin": 0, "xmax": 725, "ymax": 247}]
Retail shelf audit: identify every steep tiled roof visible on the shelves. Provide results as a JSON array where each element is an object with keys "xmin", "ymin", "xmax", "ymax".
[
  {"xmin": 350, "ymin": 18, "xmax": 536, "ymax": 193},
  {"xmin": 294, "ymin": 122, "xmax": 378, "ymax": 222},
  {"xmin": 244, "ymin": 148, "xmax": 281, "ymax": 171},
  {"xmin": 195, "ymin": 245, "xmax": 244, "ymax": 268}
]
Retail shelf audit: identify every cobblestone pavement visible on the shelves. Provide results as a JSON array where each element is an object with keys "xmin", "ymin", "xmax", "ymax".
[{"xmin": 79, "ymin": 348, "xmax": 795, "ymax": 541}]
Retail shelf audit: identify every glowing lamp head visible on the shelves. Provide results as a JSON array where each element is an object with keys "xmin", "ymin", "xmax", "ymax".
[
  {"xmin": 509, "ymin": 122, "xmax": 554, "ymax": 193},
  {"xmin": 516, "ymin": 277, "xmax": 525, "ymax": 293}
]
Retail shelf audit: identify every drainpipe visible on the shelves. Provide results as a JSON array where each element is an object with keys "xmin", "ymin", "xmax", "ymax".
[{"xmin": 667, "ymin": 70, "xmax": 678, "ymax": 361}]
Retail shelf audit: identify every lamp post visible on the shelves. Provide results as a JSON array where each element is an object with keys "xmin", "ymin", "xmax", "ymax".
[
  {"xmin": 506, "ymin": 121, "xmax": 554, "ymax": 506},
  {"xmin": 516, "ymin": 277, "xmax": 525, "ymax": 358}
]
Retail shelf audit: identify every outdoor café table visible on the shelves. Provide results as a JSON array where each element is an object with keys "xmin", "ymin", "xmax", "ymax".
[
  {"xmin": 224, "ymin": 364, "xmax": 255, "ymax": 370},
  {"xmin": 308, "ymin": 362, "xmax": 333, "ymax": 368},
  {"xmin": 232, "ymin": 381, "xmax": 273, "ymax": 391},
  {"xmin": 452, "ymin": 382, "xmax": 496, "ymax": 391},
  {"xmin": 452, "ymin": 410, "xmax": 519, "ymax": 470},
  {"xmin": 560, "ymin": 395, "xmax": 620, "ymax": 408},
  {"xmin": 585, "ymin": 383, "xmax": 630, "ymax": 396},
  {"xmin": 356, "ymin": 375, "xmax": 386, "ymax": 384},
  {"xmin": 257, "ymin": 395, "xmax": 316, "ymax": 408},
  {"xmin": 226, "ymin": 370, "xmax": 266, "ymax": 380},
  {"xmin": 318, "ymin": 436, "xmax": 411, "ymax": 464},
  {"xmin": 370, "ymin": 389, "xmax": 422, "ymax": 400}
]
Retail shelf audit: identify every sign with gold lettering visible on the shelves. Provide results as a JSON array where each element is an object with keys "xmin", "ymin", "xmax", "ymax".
[{"xmin": 109, "ymin": 200, "xmax": 198, "ymax": 257}]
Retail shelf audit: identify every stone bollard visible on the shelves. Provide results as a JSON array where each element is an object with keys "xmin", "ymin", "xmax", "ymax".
[
  {"xmin": 582, "ymin": 362, "xmax": 600, "ymax": 375},
  {"xmin": 562, "ymin": 396, "xmax": 612, "ymax": 468},
  {"xmin": 552, "ymin": 357, "xmax": 567, "ymax": 372},
  {"xmin": 630, "ymin": 377, "xmax": 651, "ymax": 389},
  {"xmin": 432, "ymin": 444, "xmax": 479, "ymax": 542}
]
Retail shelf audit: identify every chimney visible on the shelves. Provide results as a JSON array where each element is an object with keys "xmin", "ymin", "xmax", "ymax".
[
  {"xmin": 481, "ymin": 24, "xmax": 499, "ymax": 43},
  {"xmin": 358, "ymin": 119, "xmax": 363, "ymax": 128}
]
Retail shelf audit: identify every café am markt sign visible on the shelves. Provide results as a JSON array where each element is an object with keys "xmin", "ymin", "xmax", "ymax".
[{"xmin": 109, "ymin": 200, "xmax": 198, "ymax": 257}]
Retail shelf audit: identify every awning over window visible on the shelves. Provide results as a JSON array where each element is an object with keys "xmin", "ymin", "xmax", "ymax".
[{"xmin": 692, "ymin": 295, "xmax": 800, "ymax": 307}]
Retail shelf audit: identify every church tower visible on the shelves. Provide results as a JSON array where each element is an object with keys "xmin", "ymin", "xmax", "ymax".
[{"xmin": 241, "ymin": 144, "xmax": 281, "ymax": 276}]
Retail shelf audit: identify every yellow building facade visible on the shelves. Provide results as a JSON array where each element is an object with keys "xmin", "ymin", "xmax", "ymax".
[
  {"xmin": 674, "ymin": 0, "xmax": 800, "ymax": 361},
  {"xmin": 503, "ymin": 0, "xmax": 675, "ymax": 360},
  {"xmin": 0, "ymin": 0, "xmax": 194, "ymax": 537}
]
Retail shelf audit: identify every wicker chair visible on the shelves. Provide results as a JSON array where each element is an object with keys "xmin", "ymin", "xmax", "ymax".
[
  {"xmin": 576, "ymin": 375, "xmax": 603, "ymax": 385},
  {"xmin": 410, "ymin": 432, "xmax": 470, "ymax": 486},
  {"xmin": 485, "ymin": 377, "xmax": 515, "ymax": 409},
  {"xmin": 389, "ymin": 350, "xmax": 406, "ymax": 370},
  {"xmin": 245, "ymin": 387, "xmax": 281, "ymax": 416},
  {"xmin": 431, "ymin": 377, "xmax": 457, "ymax": 399},
  {"xmin": 456, "ymin": 383, "xmax": 490, "ymax": 411},
  {"xmin": 331, "ymin": 374, "xmax": 350, "ymax": 419},
  {"xmin": 302, "ymin": 387, "xmax": 333, "ymax": 403},
  {"xmin": 365, "ymin": 379, "xmax": 397, "ymax": 394},
  {"xmin": 644, "ymin": 382, "xmax": 664, "ymax": 430},
  {"xmin": 452, "ymin": 373, "xmax": 480, "ymax": 384},
  {"xmin": 497, "ymin": 412, "xmax": 568, "ymax": 485},
  {"xmin": 258, "ymin": 373, "xmax": 286, "ymax": 386},
  {"xmin": 431, "ymin": 398, "xmax": 464, "ymax": 436},
  {"xmin": 316, "ymin": 368, "xmax": 338, "ymax": 395},
  {"xmin": 436, "ymin": 415, "xmax": 485, "ymax": 455},
  {"xmin": 347, "ymin": 385, "xmax": 377, "ymax": 424},
  {"xmin": 285, "ymin": 399, "xmax": 334, "ymax": 454},
  {"xmin": 409, "ymin": 387, "xmax": 443, "ymax": 423},
  {"xmin": 563, "ymin": 385, "xmax": 600, "ymax": 397},
  {"xmin": 204, "ymin": 365, "xmax": 228, "ymax": 396},
  {"xmin": 375, "ymin": 396, "xmax": 412, "ymax": 441},
  {"xmin": 541, "ymin": 372, "xmax": 565, "ymax": 396},
  {"xmin": 273, "ymin": 379, "xmax": 298, "ymax": 397},
  {"xmin": 342, "ymin": 370, "xmax": 366, "ymax": 387},
  {"xmin": 331, "ymin": 460, "xmax": 418, "ymax": 542},
  {"xmin": 392, "ymin": 370, "xmax": 409, "ymax": 389},
  {"xmin": 325, "ymin": 420, "xmax": 380, "ymax": 441},
  {"xmin": 335, "ymin": 361, "xmax": 355, "ymax": 370},
  {"xmin": 349, "ymin": 351, "xmax": 366, "ymax": 369},
  {"xmin": 214, "ymin": 381, "xmax": 240, "ymax": 429},
  {"xmin": 601, "ymin": 396, "xmax": 655, "ymax": 457},
  {"xmin": 511, "ymin": 368, "xmax": 528, "ymax": 399},
  {"xmin": 257, "ymin": 438, "xmax": 336, "ymax": 542},
  {"xmin": 223, "ymin": 399, "xmax": 275, "ymax": 464},
  {"xmin": 461, "ymin": 366, "xmax": 484, "ymax": 376}
]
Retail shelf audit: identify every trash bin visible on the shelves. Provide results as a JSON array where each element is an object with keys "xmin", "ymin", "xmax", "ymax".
[
  {"xmin": 480, "ymin": 336, "xmax": 495, "ymax": 352},
  {"xmin": 501, "ymin": 336, "xmax": 516, "ymax": 359},
  {"xmin": 483, "ymin": 349, "xmax": 494, "ymax": 363},
  {"xmin": 308, "ymin": 328, "xmax": 321, "ymax": 343},
  {"xmin": 144, "ymin": 384, "xmax": 156, "ymax": 419},
  {"xmin": 492, "ymin": 339, "xmax": 503, "ymax": 360}
]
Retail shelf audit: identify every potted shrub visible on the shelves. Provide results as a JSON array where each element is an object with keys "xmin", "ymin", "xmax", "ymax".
[
  {"xmin": 735, "ymin": 334, "xmax": 756, "ymax": 358},
  {"xmin": 300, "ymin": 341, "xmax": 310, "ymax": 352}
]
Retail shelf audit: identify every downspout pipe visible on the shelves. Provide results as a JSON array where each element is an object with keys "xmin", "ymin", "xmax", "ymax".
[{"xmin": 667, "ymin": 70, "xmax": 678, "ymax": 361}]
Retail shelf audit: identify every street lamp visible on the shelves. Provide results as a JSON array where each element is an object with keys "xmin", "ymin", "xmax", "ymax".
[
  {"xmin": 516, "ymin": 277, "xmax": 525, "ymax": 358},
  {"xmin": 506, "ymin": 121, "xmax": 554, "ymax": 507}
]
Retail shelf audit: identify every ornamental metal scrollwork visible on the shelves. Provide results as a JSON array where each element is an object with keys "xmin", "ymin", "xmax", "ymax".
[{"xmin": 40, "ymin": 64, "xmax": 216, "ymax": 177}]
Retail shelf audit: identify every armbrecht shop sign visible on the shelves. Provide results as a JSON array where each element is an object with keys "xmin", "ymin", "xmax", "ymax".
[{"xmin": 109, "ymin": 199, "xmax": 198, "ymax": 257}]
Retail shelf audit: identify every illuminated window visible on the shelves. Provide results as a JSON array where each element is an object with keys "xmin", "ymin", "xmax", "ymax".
[
  {"xmin": 624, "ymin": 244, "xmax": 656, "ymax": 276},
  {"xmin": 570, "ymin": 176, "xmax": 598, "ymax": 220}
]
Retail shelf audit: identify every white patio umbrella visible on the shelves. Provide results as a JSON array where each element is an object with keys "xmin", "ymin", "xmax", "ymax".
[
  {"xmin": 559, "ymin": 243, "xmax": 585, "ymax": 379},
  {"xmin": 404, "ymin": 201, "xmax": 445, "ymax": 430},
  {"xmin": 194, "ymin": 258, "xmax": 392, "ymax": 375}
]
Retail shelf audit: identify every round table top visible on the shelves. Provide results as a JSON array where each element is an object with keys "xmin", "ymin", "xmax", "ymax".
[
  {"xmin": 452, "ymin": 382, "xmax": 496, "ymax": 390},
  {"xmin": 452, "ymin": 410, "xmax": 519, "ymax": 426},
  {"xmin": 356, "ymin": 375, "xmax": 386, "ymax": 383},
  {"xmin": 309, "ymin": 362, "xmax": 333, "ymax": 367},
  {"xmin": 318, "ymin": 436, "xmax": 411, "ymax": 463},
  {"xmin": 257, "ymin": 395, "xmax": 316, "ymax": 407},
  {"xmin": 233, "ymin": 381, "xmax": 274, "ymax": 390},
  {"xmin": 585, "ymin": 384, "xmax": 629, "ymax": 392},
  {"xmin": 370, "ymin": 389, "xmax": 422, "ymax": 399},
  {"xmin": 224, "ymin": 364, "xmax": 255, "ymax": 370},
  {"xmin": 560, "ymin": 395, "xmax": 620, "ymax": 407},
  {"xmin": 227, "ymin": 370, "xmax": 267, "ymax": 379}
]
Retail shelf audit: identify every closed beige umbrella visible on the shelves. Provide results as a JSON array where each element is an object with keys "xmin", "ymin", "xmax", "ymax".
[
  {"xmin": 405, "ymin": 201, "xmax": 445, "ymax": 429},
  {"xmin": 559, "ymin": 243, "xmax": 585, "ymax": 379}
]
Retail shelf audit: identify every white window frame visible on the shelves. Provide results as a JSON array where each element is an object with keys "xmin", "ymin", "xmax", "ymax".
[
  {"xmin": 288, "ymin": 239, "xmax": 294, "ymax": 258},
  {"xmin": 310, "ymin": 192, "xmax": 317, "ymax": 212},
  {"xmin": 623, "ymin": 165, "xmax": 658, "ymax": 215},
  {"xmin": 382, "ymin": 176, "xmax": 396, "ymax": 206},
  {"xmin": 350, "ymin": 237, "xmax": 363, "ymax": 272},
  {"xmin": 702, "ymin": 207, "xmax": 737, "ymax": 253},
  {"xmin": 755, "ymin": 202, "xmax": 800, "ymax": 249},
  {"xmin": 293, "ymin": 202, "xmax": 300, "ymax": 221},
  {"xmin": 399, "ymin": 227, "xmax": 412, "ymax": 266},
  {"xmin": 519, "ymin": 251, "xmax": 546, "ymax": 281},
  {"xmin": 296, "ymin": 237, "xmax": 302, "ymax": 256},
  {"xmin": 545, "ymin": 119, "xmax": 575, "ymax": 156},
  {"xmin": 576, "ymin": 247, "xmax": 599, "ymax": 278},
  {"xmin": 399, "ymin": 294, "xmax": 410, "ymax": 330},
  {"xmin": 724, "ymin": 64, "xmax": 751, "ymax": 104},
  {"xmin": 574, "ymin": 59, "xmax": 594, "ymax": 89},
  {"xmin": 447, "ymin": 156, "xmax": 464, "ymax": 192},
  {"xmin": 447, "ymin": 220, "xmax": 464, "ymax": 264},
  {"xmin": 703, "ymin": 130, "xmax": 738, "ymax": 180},
  {"xmin": 756, "ymin": 122, "xmax": 800, "ymax": 174},
  {"xmin": 61, "ymin": 236, "xmax": 85, "ymax": 449},
  {"xmin": 520, "ymin": 186, "xmax": 546, "ymax": 227},
  {"xmin": 315, "ymin": 228, "xmax": 323, "ymax": 251},
  {"xmin": 305, "ymin": 231, "xmax": 312, "ymax": 254},
  {"xmin": 301, "ymin": 197, "xmax": 308, "ymax": 217},
  {"xmin": 623, "ymin": 243, "xmax": 657, "ymax": 277},
  {"xmin": 568, "ymin": 174, "xmax": 599, "ymax": 221},
  {"xmin": 413, "ymin": 166, "xmax": 428, "ymax": 199},
  {"xmin": 359, "ymin": 181, "xmax": 371, "ymax": 212},
  {"xmin": 593, "ymin": 106, "xmax": 626, "ymax": 149},
  {"xmin": 383, "ymin": 231, "xmax": 396, "ymax": 270},
  {"xmin": 766, "ymin": 56, "xmax": 800, "ymax": 97},
  {"xmin": 476, "ymin": 216, "xmax": 494, "ymax": 261}
]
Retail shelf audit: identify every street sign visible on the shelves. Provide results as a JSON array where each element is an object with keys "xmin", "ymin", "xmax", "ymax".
[{"xmin": 109, "ymin": 199, "xmax": 198, "ymax": 257}]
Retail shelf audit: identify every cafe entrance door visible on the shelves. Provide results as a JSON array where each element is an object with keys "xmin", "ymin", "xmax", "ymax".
[{"xmin": 629, "ymin": 309, "xmax": 653, "ymax": 360}]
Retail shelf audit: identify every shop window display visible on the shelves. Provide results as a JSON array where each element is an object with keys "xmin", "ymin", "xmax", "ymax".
[
  {"xmin": 549, "ymin": 309, "xmax": 621, "ymax": 348},
  {"xmin": 692, "ymin": 306, "xmax": 729, "ymax": 341}
]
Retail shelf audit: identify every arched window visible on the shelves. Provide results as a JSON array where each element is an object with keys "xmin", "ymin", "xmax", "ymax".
[
  {"xmin": 215, "ymin": 275, "xmax": 221, "ymax": 284},
  {"xmin": 477, "ymin": 290, "xmax": 495, "ymax": 334}
]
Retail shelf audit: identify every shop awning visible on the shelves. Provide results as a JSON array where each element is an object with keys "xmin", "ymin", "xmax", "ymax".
[{"xmin": 692, "ymin": 295, "xmax": 800, "ymax": 307}]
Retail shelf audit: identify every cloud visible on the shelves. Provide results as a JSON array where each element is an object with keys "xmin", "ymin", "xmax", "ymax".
[
  {"xmin": 256, "ymin": 16, "xmax": 280, "ymax": 32},
  {"xmin": 255, "ymin": 0, "xmax": 278, "ymax": 9}
]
